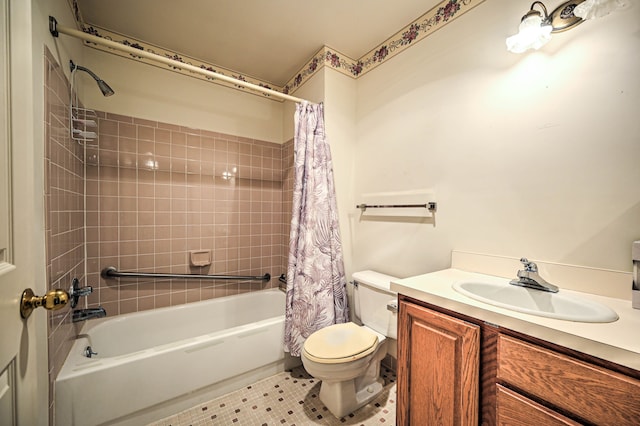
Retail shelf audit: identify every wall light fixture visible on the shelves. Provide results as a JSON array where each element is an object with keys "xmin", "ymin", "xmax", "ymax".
[{"xmin": 506, "ymin": 0, "xmax": 625, "ymax": 53}]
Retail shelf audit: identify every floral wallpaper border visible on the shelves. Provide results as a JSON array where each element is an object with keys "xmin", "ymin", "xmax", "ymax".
[
  {"xmin": 70, "ymin": 0, "xmax": 484, "ymax": 101},
  {"xmin": 283, "ymin": 0, "xmax": 484, "ymax": 94}
]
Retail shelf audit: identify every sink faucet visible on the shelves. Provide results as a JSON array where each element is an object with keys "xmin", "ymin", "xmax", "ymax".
[
  {"xmin": 72, "ymin": 307, "xmax": 107, "ymax": 322},
  {"xmin": 510, "ymin": 258, "xmax": 559, "ymax": 293}
]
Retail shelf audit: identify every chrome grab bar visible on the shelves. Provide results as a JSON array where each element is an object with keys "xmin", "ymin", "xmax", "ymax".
[{"xmin": 101, "ymin": 266, "xmax": 271, "ymax": 282}]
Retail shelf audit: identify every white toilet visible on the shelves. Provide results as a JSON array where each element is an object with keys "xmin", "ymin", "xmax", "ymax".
[{"xmin": 301, "ymin": 270, "xmax": 398, "ymax": 418}]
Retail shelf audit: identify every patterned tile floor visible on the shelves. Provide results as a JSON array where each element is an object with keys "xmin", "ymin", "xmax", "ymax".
[{"xmin": 149, "ymin": 366, "xmax": 396, "ymax": 426}]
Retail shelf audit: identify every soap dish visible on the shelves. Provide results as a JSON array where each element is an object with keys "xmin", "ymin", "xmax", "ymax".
[{"xmin": 189, "ymin": 250, "xmax": 212, "ymax": 267}]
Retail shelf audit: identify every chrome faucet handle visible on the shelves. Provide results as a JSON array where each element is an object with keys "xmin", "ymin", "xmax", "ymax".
[
  {"xmin": 512, "ymin": 257, "xmax": 559, "ymax": 293},
  {"xmin": 84, "ymin": 346, "xmax": 98, "ymax": 358},
  {"xmin": 519, "ymin": 257, "xmax": 537, "ymax": 272},
  {"xmin": 69, "ymin": 277, "xmax": 93, "ymax": 308}
]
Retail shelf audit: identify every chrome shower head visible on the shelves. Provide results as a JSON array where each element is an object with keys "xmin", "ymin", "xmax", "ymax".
[
  {"xmin": 95, "ymin": 79, "xmax": 115, "ymax": 97},
  {"xmin": 70, "ymin": 60, "xmax": 115, "ymax": 97}
]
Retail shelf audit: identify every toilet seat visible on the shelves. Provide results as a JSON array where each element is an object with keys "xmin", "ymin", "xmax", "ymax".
[{"xmin": 302, "ymin": 322, "xmax": 379, "ymax": 364}]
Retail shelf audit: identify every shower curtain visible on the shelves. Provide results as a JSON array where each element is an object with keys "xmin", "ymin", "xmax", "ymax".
[{"xmin": 284, "ymin": 102, "xmax": 349, "ymax": 357}]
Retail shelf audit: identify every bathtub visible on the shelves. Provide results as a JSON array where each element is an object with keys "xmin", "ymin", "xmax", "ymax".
[{"xmin": 55, "ymin": 289, "xmax": 287, "ymax": 426}]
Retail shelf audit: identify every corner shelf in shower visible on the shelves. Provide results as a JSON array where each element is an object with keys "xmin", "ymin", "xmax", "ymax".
[{"xmin": 71, "ymin": 106, "xmax": 98, "ymax": 143}]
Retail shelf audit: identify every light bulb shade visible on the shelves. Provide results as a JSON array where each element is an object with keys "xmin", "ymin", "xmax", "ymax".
[
  {"xmin": 506, "ymin": 13, "xmax": 553, "ymax": 53},
  {"xmin": 573, "ymin": 0, "xmax": 625, "ymax": 19}
]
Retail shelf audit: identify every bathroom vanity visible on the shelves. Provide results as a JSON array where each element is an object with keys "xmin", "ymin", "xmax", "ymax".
[{"xmin": 392, "ymin": 255, "xmax": 640, "ymax": 426}]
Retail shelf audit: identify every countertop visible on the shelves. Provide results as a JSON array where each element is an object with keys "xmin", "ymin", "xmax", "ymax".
[{"xmin": 391, "ymin": 268, "xmax": 640, "ymax": 371}]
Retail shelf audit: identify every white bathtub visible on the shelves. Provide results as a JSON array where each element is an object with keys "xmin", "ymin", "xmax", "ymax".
[{"xmin": 55, "ymin": 289, "xmax": 287, "ymax": 426}]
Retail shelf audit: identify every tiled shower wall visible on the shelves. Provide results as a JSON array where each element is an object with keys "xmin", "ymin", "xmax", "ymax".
[
  {"xmin": 83, "ymin": 113, "xmax": 292, "ymax": 315},
  {"xmin": 44, "ymin": 49, "xmax": 86, "ymax": 422},
  {"xmin": 44, "ymin": 47, "xmax": 296, "ymax": 421}
]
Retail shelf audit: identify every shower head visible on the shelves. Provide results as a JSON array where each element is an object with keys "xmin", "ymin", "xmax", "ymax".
[
  {"xmin": 70, "ymin": 60, "xmax": 115, "ymax": 97},
  {"xmin": 95, "ymin": 79, "xmax": 115, "ymax": 97}
]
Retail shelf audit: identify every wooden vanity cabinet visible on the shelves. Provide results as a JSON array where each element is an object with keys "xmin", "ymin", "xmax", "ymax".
[
  {"xmin": 397, "ymin": 298, "xmax": 480, "ymax": 426},
  {"xmin": 397, "ymin": 294, "xmax": 640, "ymax": 426}
]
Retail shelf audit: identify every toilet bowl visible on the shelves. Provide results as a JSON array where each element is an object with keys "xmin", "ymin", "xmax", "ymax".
[{"xmin": 300, "ymin": 271, "xmax": 398, "ymax": 418}]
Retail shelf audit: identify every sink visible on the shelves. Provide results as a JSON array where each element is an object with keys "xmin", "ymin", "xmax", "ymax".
[{"xmin": 452, "ymin": 280, "xmax": 618, "ymax": 323}]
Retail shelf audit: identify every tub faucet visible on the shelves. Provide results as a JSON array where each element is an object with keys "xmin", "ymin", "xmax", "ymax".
[
  {"xmin": 72, "ymin": 307, "xmax": 107, "ymax": 322},
  {"xmin": 510, "ymin": 258, "xmax": 559, "ymax": 293}
]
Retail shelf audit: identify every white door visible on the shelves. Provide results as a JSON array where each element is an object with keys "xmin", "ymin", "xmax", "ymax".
[{"xmin": 0, "ymin": 0, "xmax": 48, "ymax": 425}]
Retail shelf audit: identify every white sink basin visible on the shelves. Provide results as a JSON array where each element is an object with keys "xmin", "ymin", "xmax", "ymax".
[{"xmin": 452, "ymin": 280, "xmax": 618, "ymax": 323}]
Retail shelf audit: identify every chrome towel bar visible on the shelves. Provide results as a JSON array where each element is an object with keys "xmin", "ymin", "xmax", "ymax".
[
  {"xmin": 101, "ymin": 266, "xmax": 270, "ymax": 282},
  {"xmin": 356, "ymin": 202, "xmax": 437, "ymax": 212}
]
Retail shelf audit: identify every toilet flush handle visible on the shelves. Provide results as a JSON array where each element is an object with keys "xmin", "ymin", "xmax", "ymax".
[{"xmin": 386, "ymin": 300, "xmax": 398, "ymax": 313}]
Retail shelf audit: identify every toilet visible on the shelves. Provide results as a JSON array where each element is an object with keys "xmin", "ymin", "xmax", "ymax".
[{"xmin": 301, "ymin": 270, "xmax": 398, "ymax": 418}]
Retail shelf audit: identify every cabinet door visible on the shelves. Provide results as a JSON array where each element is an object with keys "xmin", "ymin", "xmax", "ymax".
[
  {"xmin": 496, "ymin": 385, "xmax": 581, "ymax": 426},
  {"xmin": 397, "ymin": 300, "xmax": 480, "ymax": 426}
]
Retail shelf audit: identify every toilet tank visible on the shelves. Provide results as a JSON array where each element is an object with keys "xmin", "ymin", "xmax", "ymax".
[{"xmin": 352, "ymin": 270, "xmax": 398, "ymax": 339}]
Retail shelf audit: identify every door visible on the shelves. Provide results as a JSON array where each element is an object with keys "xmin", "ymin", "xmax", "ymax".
[{"xmin": 0, "ymin": 0, "xmax": 48, "ymax": 425}]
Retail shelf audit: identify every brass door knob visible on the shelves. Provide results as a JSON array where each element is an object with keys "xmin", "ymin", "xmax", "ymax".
[{"xmin": 20, "ymin": 288, "xmax": 69, "ymax": 319}]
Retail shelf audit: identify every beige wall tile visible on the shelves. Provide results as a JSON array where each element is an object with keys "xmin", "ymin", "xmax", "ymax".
[{"xmin": 47, "ymin": 99, "xmax": 290, "ymax": 329}]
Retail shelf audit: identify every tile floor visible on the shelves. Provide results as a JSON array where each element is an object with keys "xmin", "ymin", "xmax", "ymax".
[{"xmin": 149, "ymin": 366, "xmax": 397, "ymax": 425}]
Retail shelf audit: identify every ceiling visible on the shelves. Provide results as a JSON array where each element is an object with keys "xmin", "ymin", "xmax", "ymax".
[{"xmin": 75, "ymin": 0, "xmax": 441, "ymax": 86}]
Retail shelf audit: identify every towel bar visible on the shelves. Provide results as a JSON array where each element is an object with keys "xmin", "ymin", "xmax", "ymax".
[{"xmin": 356, "ymin": 202, "xmax": 437, "ymax": 212}]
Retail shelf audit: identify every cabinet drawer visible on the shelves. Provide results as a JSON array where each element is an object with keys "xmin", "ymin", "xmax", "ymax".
[
  {"xmin": 496, "ymin": 385, "xmax": 580, "ymax": 426},
  {"xmin": 498, "ymin": 335, "xmax": 640, "ymax": 425}
]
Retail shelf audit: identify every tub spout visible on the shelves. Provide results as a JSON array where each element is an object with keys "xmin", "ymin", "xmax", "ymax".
[{"xmin": 72, "ymin": 307, "xmax": 106, "ymax": 322}]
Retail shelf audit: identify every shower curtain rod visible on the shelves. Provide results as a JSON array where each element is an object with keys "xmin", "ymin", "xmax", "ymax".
[{"xmin": 49, "ymin": 16, "xmax": 309, "ymax": 104}]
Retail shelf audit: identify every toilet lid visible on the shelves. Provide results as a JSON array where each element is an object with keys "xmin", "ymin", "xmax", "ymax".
[{"xmin": 302, "ymin": 322, "xmax": 379, "ymax": 364}]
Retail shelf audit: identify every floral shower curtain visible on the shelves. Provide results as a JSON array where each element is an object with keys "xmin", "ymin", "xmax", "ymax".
[{"xmin": 284, "ymin": 102, "xmax": 349, "ymax": 357}]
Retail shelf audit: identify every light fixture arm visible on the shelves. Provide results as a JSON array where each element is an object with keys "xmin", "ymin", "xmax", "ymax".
[
  {"xmin": 527, "ymin": 1, "xmax": 550, "ymax": 21},
  {"xmin": 548, "ymin": 0, "xmax": 587, "ymax": 33},
  {"xmin": 524, "ymin": 1, "xmax": 587, "ymax": 32}
]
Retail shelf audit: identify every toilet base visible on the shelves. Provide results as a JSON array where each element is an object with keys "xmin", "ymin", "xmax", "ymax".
[
  {"xmin": 319, "ymin": 376, "xmax": 385, "ymax": 418},
  {"xmin": 316, "ymin": 342, "xmax": 387, "ymax": 419},
  {"xmin": 301, "ymin": 327, "xmax": 390, "ymax": 419}
]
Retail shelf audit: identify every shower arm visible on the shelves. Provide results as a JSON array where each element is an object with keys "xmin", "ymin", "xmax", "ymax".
[
  {"xmin": 71, "ymin": 61, "xmax": 99, "ymax": 81},
  {"xmin": 70, "ymin": 60, "xmax": 115, "ymax": 97},
  {"xmin": 49, "ymin": 16, "xmax": 309, "ymax": 104}
]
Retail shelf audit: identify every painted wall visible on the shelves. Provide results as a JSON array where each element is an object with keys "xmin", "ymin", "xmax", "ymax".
[
  {"xmin": 323, "ymin": 70, "xmax": 358, "ymax": 280},
  {"xmin": 353, "ymin": 1, "xmax": 640, "ymax": 282},
  {"xmin": 282, "ymin": 69, "xmax": 358, "ymax": 280},
  {"xmin": 83, "ymin": 49, "xmax": 285, "ymax": 143}
]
